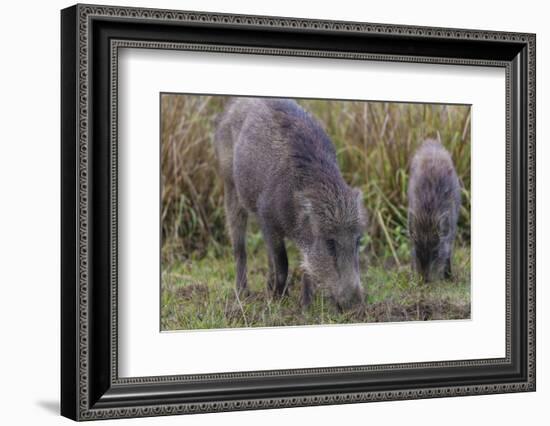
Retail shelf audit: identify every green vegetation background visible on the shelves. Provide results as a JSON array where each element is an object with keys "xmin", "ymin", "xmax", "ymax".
[{"xmin": 160, "ymin": 95, "xmax": 471, "ymax": 330}]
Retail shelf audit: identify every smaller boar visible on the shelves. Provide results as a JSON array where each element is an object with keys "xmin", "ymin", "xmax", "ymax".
[{"xmin": 408, "ymin": 139, "xmax": 461, "ymax": 282}]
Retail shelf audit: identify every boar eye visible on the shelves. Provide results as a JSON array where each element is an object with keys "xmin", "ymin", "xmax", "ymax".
[{"xmin": 326, "ymin": 239, "xmax": 337, "ymax": 256}]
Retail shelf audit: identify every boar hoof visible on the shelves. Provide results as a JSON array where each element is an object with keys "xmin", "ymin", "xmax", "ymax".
[
  {"xmin": 272, "ymin": 285, "xmax": 289, "ymax": 299},
  {"xmin": 353, "ymin": 303, "xmax": 367, "ymax": 320},
  {"xmin": 444, "ymin": 258, "xmax": 452, "ymax": 280},
  {"xmin": 300, "ymin": 289, "xmax": 313, "ymax": 309},
  {"xmin": 300, "ymin": 274, "xmax": 314, "ymax": 308},
  {"xmin": 266, "ymin": 275, "xmax": 274, "ymax": 292},
  {"xmin": 236, "ymin": 287, "xmax": 250, "ymax": 299}
]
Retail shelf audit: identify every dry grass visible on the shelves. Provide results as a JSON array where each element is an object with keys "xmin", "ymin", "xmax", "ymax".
[{"xmin": 161, "ymin": 95, "xmax": 470, "ymax": 263}]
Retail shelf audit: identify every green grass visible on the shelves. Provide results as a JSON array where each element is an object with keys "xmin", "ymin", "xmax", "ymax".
[{"xmin": 161, "ymin": 238, "xmax": 470, "ymax": 331}]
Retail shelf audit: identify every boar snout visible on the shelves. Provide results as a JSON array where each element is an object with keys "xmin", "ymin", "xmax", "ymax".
[
  {"xmin": 303, "ymin": 241, "xmax": 365, "ymax": 313},
  {"xmin": 414, "ymin": 245, "xmax": 446, "ymax": 283},
  {"xmin": 421, "ymin": 269, "xmax": 431, "ymax": 283},
  {"xmin": 415, "ymin": 252, "xmax": 433, "ymax": 283},
  {"xmin": 418, "ymin": 263, "xmax": 433, "ymax": 283},
  {"xmin": 331, "ymin": 276, "xmax": 365, "ymax": 313}
]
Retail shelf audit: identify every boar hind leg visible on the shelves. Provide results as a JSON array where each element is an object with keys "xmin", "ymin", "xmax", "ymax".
[
  {"xmin": 444, "ymin": 257, "xmax": 452, "ymax": 280},
  {"xmin": 224, "ymin": 184, "xmax": 248, "ymax": 295},
  {"xmin": 259, "ymin": 221, "xmax": 289, "ymax": 297}
]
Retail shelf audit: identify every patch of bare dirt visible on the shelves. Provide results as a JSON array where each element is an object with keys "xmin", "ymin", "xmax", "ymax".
[
  {"xmin": 367, "ymin": 299, "xmax": 470, "ymax": 322},
  {"xmin": 175, "ymin": 283, "xmax": 209, "ymax": 300}
]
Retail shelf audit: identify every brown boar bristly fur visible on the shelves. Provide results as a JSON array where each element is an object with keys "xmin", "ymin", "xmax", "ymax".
[
  {"xmin": 214, "ymin": 97, "xmax": 366, "ymax": 311},
  {"xmin": 408, "ymin": 139, "xmax": 462, "ymax": 282}
]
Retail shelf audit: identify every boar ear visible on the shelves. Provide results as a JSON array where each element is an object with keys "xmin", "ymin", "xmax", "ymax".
[
  {"xmin": 294, "ymin": 191, "xmax": 318, "ymax": 230},
  {"xmin": 352, "ymin": 188, "xmax": 367, "ymax": 229},
  {"xmin": 295, "ymin": 191, "xmax": 313, "ymax": 215}
]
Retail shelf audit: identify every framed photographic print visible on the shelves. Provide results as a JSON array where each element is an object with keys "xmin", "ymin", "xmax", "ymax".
[{"xmin": 60, "ymin": 3, "xmax": 536, "ymax": 421}]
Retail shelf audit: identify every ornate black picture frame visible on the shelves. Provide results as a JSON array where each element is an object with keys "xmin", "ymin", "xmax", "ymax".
[{"xmin": 61, "ymin": 3, "xmax": 536, "ymax": 421}]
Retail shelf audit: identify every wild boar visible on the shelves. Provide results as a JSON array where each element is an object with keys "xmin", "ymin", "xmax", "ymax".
[
  {"xmin": 407, "ymin": 139, "xmax": 461, "ymax": 282},
  {"xmin": 214, "ymin": 97, "xmax": 366, "ymax": 311}
]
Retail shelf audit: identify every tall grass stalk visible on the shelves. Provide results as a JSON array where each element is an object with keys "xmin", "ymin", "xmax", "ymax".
[{"xmin": 161, "ymin": 95, "xmax": 470, "ymax": 266}]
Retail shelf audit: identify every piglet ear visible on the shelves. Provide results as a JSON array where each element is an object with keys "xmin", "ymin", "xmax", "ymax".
[{"xmin": 353, "ymin": 188, "xmax": 368, "ymax": 229}]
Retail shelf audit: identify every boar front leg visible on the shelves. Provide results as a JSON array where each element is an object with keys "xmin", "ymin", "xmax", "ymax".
[
  {"xmin": 224, "ymin": 184, "xmax": 249, "ymax": 295},
  {"xmin": 444, "ymin": 256, "xmax": 452, "ymax": 280},
  {"xmin": 300, "ymin": 273, "xmax": 314, "ymax": 308},
  {"xmin": 259, "ymin": 220, "xmax": 289, "ymax": 297}
]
